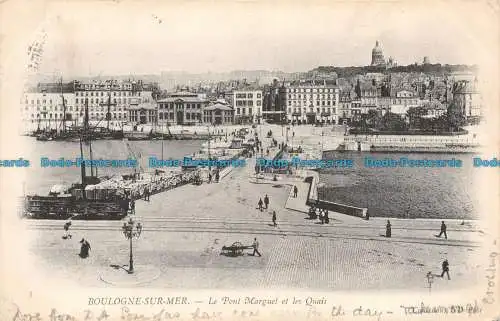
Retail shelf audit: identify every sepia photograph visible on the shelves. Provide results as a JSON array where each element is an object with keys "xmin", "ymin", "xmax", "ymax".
[{"xmin": 0, "ymin": 1, "xmax": 499, "ymax": 320}]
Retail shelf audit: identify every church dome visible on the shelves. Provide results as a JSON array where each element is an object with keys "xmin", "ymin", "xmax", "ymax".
[
  {"xmin": 372, "ymin": 41, "xmax": 383, "ymax": 54},
  {"xmin": 371, "ymin": 40, "xmax": 385, "ymax": 66}
]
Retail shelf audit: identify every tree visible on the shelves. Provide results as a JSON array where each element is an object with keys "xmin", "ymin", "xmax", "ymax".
[
  {"xmin": 381, "ymin": 112, "xmax": 407, "ymax": 131},
  {"xmin": 407, "ymin": 106, "xmax": 427, "ymax": 130},
  {"xmin": 366, "ymin": 110, "xmax": 382, "ymax": 129},
  {"xmin": 447, "ymin": 101, "xmax": 466, "ymax": 132}
]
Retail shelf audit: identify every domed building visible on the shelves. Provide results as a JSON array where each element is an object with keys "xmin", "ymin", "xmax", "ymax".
[{"xmin": 371, "ymin": 41, "xmax": 386, "ymax": 66}]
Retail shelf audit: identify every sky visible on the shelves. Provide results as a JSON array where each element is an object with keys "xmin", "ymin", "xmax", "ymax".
[{"xmin": 6, "ymin": 1, "xmax": 499, "ymax": 77}]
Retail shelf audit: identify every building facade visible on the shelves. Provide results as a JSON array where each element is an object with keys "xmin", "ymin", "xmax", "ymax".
[
  {"xmin": 452, "ymin": 80, "xmax": 482, "ymax": 122},
  {"xmin": 284, "ymin": 81, "xmax": 340, "ymax": 124},
  {"xmin": 21, "ymin": 79, "xmax": 156, "ymax": 125},
  {"xmin": 203, "ymin": 102, "xmax": 234, "ymax": 125},
  {"xmin": 21, "ymin": 91, "xmax": 76, "ymax": 125},
  {"xmin": 157, "ymin": 91, "xmax": 210, "ymax": 125},
  {"xmin": 232, "ymin": 90, "xmax": 262, "ymax": 124}
]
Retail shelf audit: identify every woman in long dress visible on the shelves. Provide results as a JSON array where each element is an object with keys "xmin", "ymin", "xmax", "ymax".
[{"xmin": 79, "ymin": 238, "xmax": 91, "ymax": 258}]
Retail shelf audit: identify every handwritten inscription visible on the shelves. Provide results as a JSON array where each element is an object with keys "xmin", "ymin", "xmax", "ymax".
[
  {"xmin": 7, "ymin": 298, "xmax": 484, "ymax": 321},
  {"xmin": 27, "ymin": 30, "xmax": 47, "ymax": 72},
  {"xmin": 483, "ymin": 250, "xmax": 498, "ymax": 305}
]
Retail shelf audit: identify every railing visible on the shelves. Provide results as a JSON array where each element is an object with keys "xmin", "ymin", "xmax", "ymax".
[
  {"xmin": 303, "ymin": 176, "xmax": 367, "ymax": 219},
  {"xmin": 344, "ymin": 136, "xmax": 479, "ymax": 145}
]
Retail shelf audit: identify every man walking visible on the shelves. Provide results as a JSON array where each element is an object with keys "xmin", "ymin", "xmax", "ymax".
[
  {"xmin": 63, "ymin": 220, "xmax": 72, "ymax": 239},
  {"xmin": 252, "ymin": 238, "xmax": 262, "ymax": 257},
  {"xmin": 264, "ymin": 194, "xmax": 269, "ymax": 209},
  {"xmin": 441, "ymin": 259, "xmax": 450, "ymax": 280},
  {"xmin": 272, "ymin": 210, "xmax": 277, "ymax": 227},
  {"xmin": 258, "ymin": 198, "xmax": 264, "ymax": 212},
  {"xmin": 437, "ymin": 221, "xmax": 447, "ymax": 239},
  {"xmin": 386, "ymin": 220, "xmax": 392, "ymax": 238},
  {"xmin": 293, "ymin": 185, "xmax": 298, "ymax": 198}
]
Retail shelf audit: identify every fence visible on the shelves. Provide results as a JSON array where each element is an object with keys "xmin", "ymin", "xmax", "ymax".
[{"xmin": 303, "ymin": 176, "xmax": 367, "ymax": 219}]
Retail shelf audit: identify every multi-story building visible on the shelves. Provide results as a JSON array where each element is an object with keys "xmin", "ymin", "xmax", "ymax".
[
  {"xmin": 74, "ymin": 80, "xmax": 153, "ymax": 123},
  {"xmin": 232, "ymin": 89, "xmax": 262, "ymax": 124},
  {"xmin": 338, "ymin": 89, "xmax": 355, "ymax": 124},
  {"xmin": 22, "ymin": 90, "xmax": 76, "ymax": 125},
  {"xmin": 389, "ymin": 89, "xmax": 422, "ymax": 116},
  {"xmin": 157, "ymin": 90, "xmax": 210, "ymax": 125},
  {"xmin": 355, "ymin": 81, "xmax": 380, "ymax": 115},
  {"xmin": 452, "ymin": 79, "xmax": 482, "ymax": 122},
  {"xmin": 284, "ymin": 80, "xmax": 339, "ymax": 124},
  {"xmin": 203, "ymin": 101, "xmax": 234, "ymax": 125},
  {"xmin": 21, "ymin": 79, "xmax": 156, "ymax": 126},
  {"xmin": 262, "ymin": 79, "xmax": 287, "ymax": 123}
]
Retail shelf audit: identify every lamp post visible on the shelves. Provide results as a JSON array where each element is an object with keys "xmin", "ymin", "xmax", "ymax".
[{"xmin": 122, "ymin": 217, "xmax": 143, "ymax": 274}]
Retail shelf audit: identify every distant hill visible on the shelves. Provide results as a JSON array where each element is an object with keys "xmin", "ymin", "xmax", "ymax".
[{"xmin": 309, "ymin": 64, "xmax": 478, "ymax": 78}]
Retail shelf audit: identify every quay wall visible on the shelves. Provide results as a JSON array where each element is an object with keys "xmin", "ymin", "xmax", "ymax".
[
  {"xmin": 341, "ymin": 135, "xmax": 481, "ymax": 153},
  {"xmin": 303, "ymin": 174, "xmax": 367, "ymax": 219}
]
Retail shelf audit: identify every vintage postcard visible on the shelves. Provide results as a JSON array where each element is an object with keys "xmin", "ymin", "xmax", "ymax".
[{"xmin": 0, "ymin": 1, "xmax": 499, "ymax": 320}]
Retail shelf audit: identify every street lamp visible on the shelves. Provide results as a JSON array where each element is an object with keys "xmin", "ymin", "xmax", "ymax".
[{"xmin": 122, "ymin": 217, "xmax": 143, "ymax": 274}]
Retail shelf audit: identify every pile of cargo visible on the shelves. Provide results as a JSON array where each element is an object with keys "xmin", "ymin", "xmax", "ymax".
[{"xmin": 82, "ymin": 169, "xmax": 201, "ymax": 201}]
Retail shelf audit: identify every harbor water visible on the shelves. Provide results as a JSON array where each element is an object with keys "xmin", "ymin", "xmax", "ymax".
[
  {"xmin": 22, "ymin": 138, "xmax": 204, "ymax": 194},
  {"xmin": 319, "ymin": 151, "xmax": 478, "ymax": 219}
]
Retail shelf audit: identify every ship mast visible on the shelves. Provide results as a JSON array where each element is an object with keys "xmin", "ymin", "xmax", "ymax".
[
  {"xmin": 100, "ymin": 79, "xmax": 117, "ymax": 131},
  {"xmin": 85, "ymin": 98, "xmax": 95, "ymax": 178},
  {"xmin": 60, "ymin": 78, "xmax": 66, "ymax": 134},
  {"xmin": 79, "ymin": 131, "xmax": 87, "ymax": 195}
]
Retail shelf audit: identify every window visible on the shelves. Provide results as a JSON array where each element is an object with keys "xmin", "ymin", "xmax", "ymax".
[
  {"xmin": 247, "ymin": 93, "xmax": 253, "ymax": 98},
  {"xmin": 257, "ymin": 101, "xmax": 261, "ymax": 106},
  {"xmin": 249, "ymin": 108, "xmax": 252, "ymax": 115},
  {"xmin": 257, "ymin": 93, "xmax": 261, "ymax": 98}
]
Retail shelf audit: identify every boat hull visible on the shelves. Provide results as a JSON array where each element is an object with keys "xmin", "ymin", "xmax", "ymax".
[{"xmin": 22, "ymin": 195, "xmax": 128, "ymax": 220}]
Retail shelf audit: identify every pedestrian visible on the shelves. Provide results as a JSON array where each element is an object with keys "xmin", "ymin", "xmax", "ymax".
[
  {"xmin": 272, "ymin": 210, "xmax": 277, "ymax": 227},
  {"xmin": 79, "ymin": 238, "xmax": 91, "ymax": 258},
  {"xmin": 386, "ymin": 220, "xmax": 392, "ymax": 238},
  {"xmin": 63, "ymin": 220, "xmax": 72, "ymax": 239},
  {"xmin": 215, "ymin": 171, "xmax": 220, "ymax": 183},
  {"xmin": 324, "ymin": 210, "xmax": 329, "ymax": 224},
  {"xmin": 437, "ymin": 221, "xmax": 447, "ymax": 239},
  {"xmin": 258, "ymin": 198, "xmax": 263, "ymax": 211},
  {"xmin": 252, "ymin": 238, "xmax": 262, "ymax": 257},
  {"xmin": 293, "ymin": 185, "xmax": 298, "ymax": 198},
  {"xmin": 440, "ymin": 259, "xmax": 450, "ymax": 280},
  {"xmin": 266, "ymin": 148, "xmax": 269, "ymax": 156},
  {"xmin": 208, "ymin": 172, "xmax": 212, "ymax": 183},
  {"xmin": 319, "ymin": 210, "xmax": 324, "ymax": 224},
  {"xmin": 264, "ymin": 194, "xmax": 269, "ymax": 209}
]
